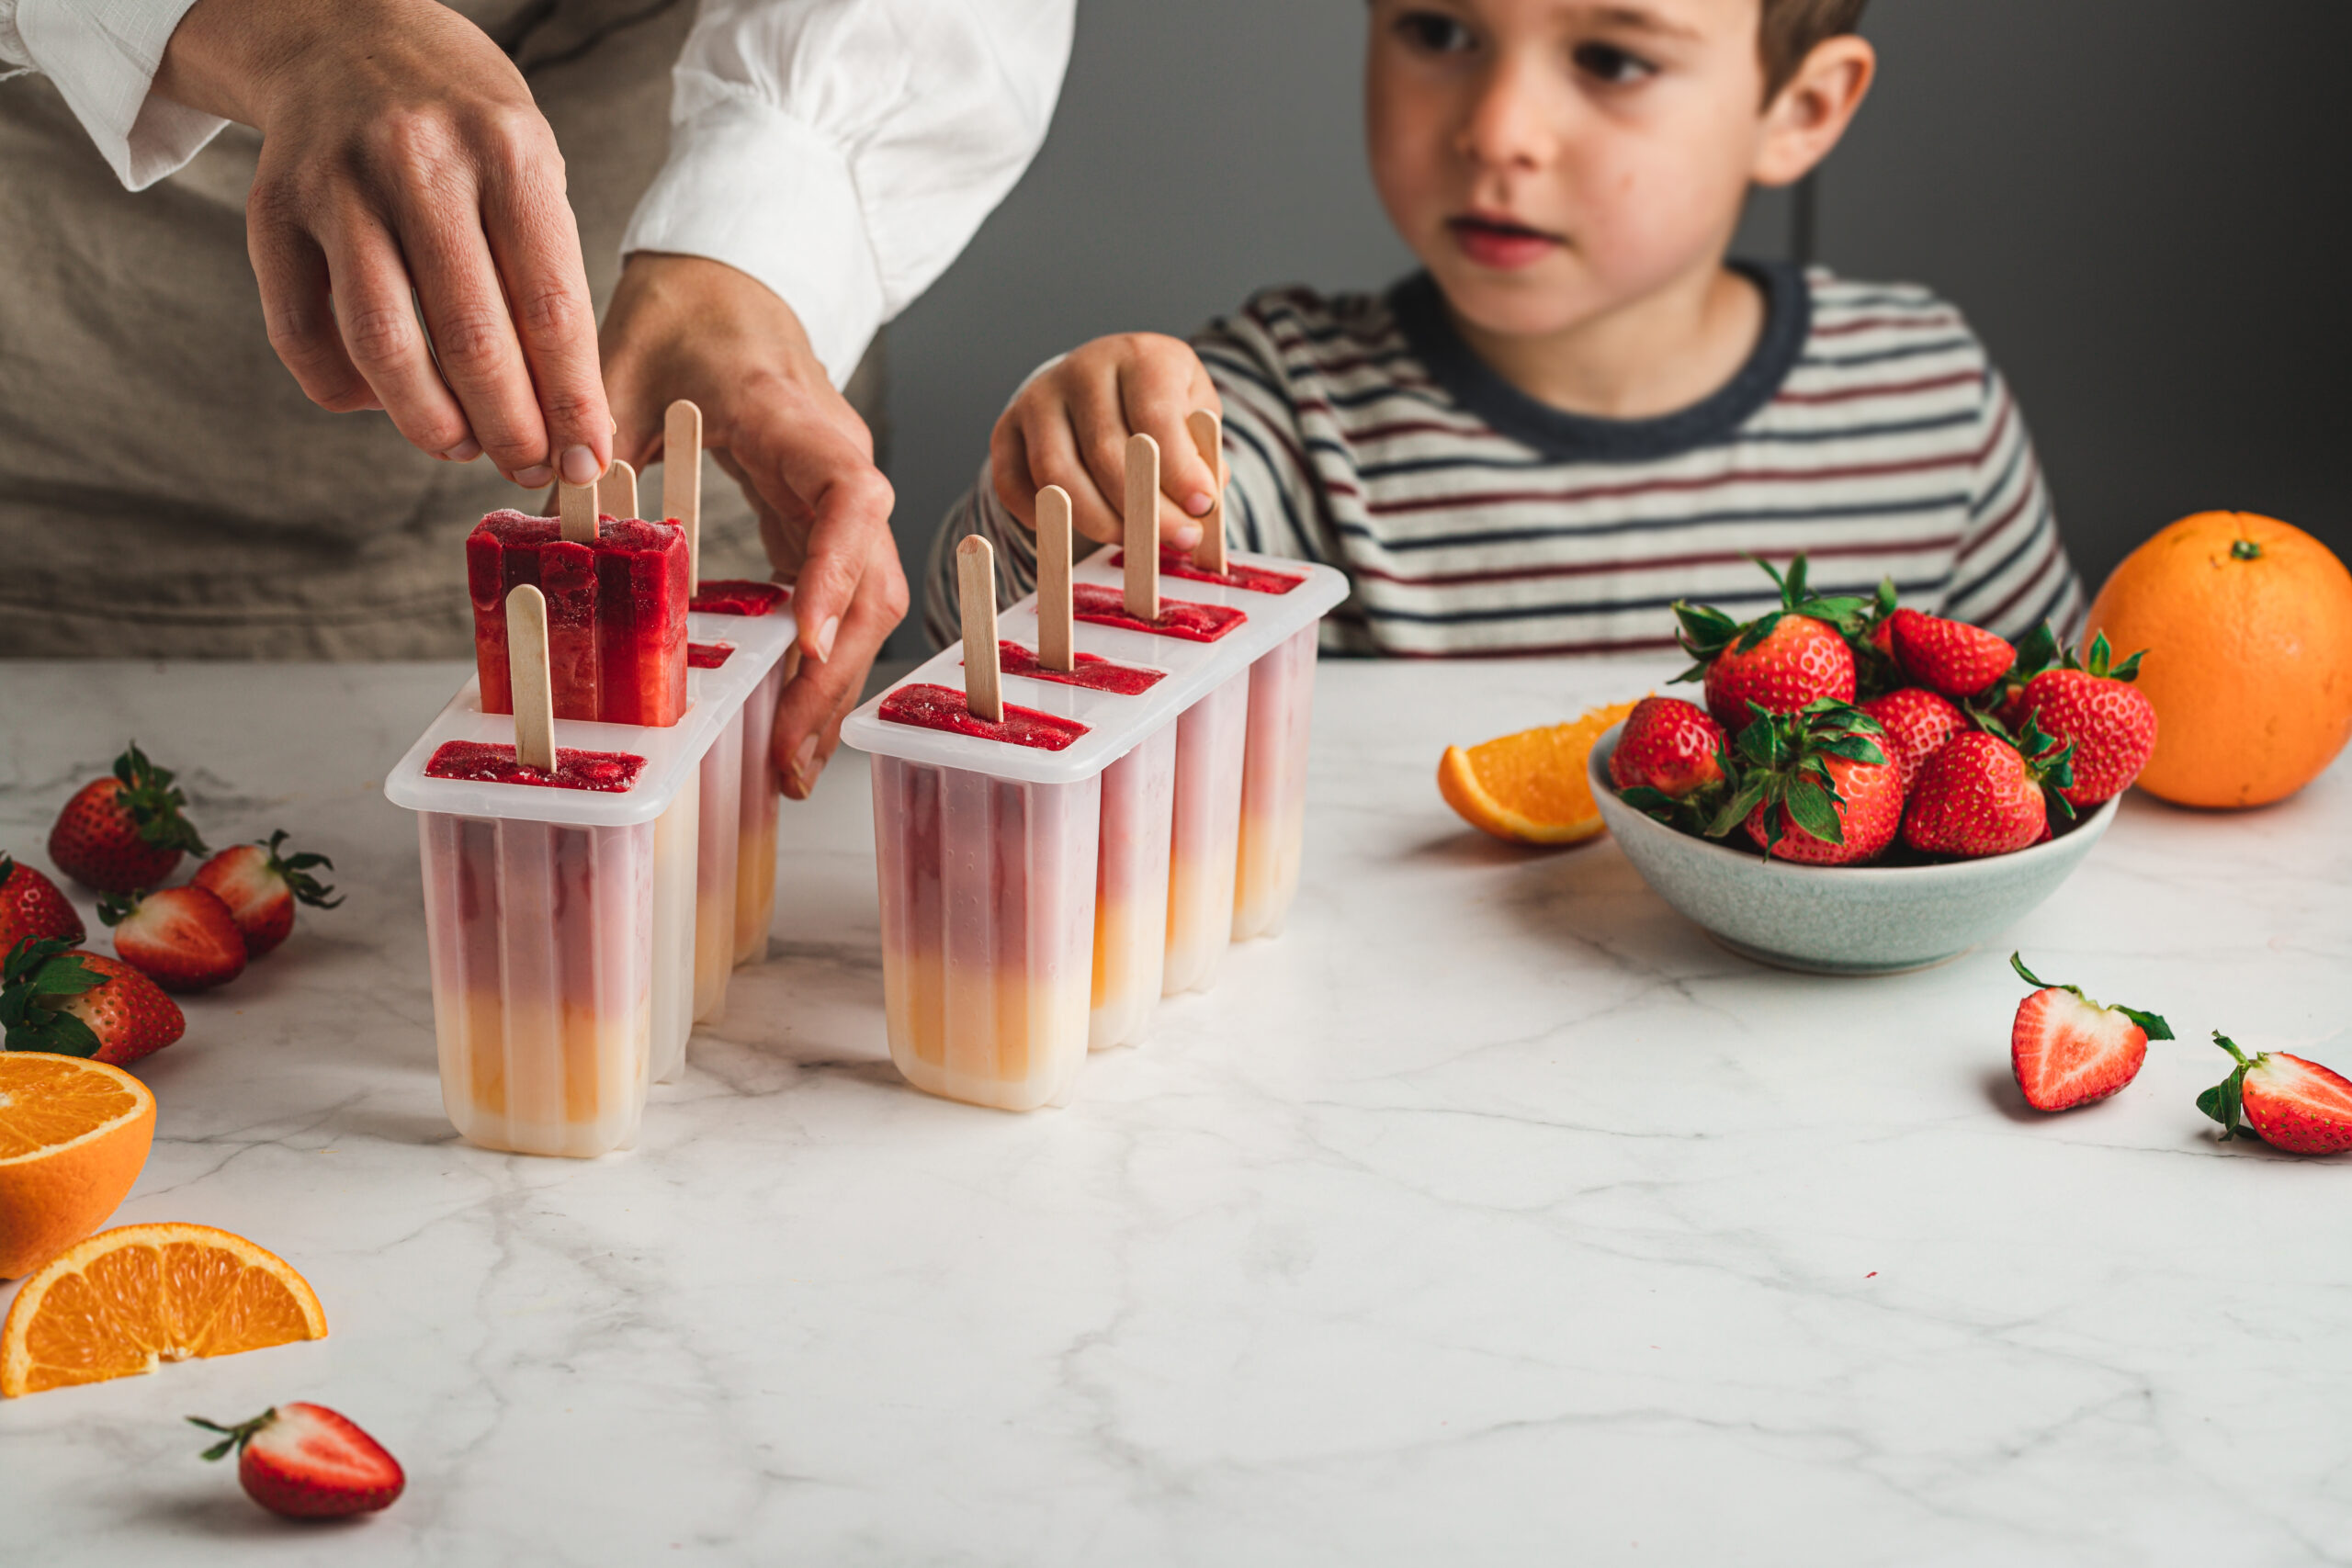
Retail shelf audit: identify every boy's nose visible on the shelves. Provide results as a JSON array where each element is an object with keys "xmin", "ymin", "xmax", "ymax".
[{"xmin": 1455, "ymin": 53, "xmax": 1561, "ymax": 172}]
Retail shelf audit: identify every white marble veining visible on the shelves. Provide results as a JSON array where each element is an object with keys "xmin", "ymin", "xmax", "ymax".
[{"xmin": 2, "ymin": 657, "xmax": 2348, "ymax": 1565}]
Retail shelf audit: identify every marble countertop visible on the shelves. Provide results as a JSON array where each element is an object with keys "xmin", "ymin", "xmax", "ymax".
[{"xmin": 3, "ymin": 657, "xmax": 2348, "ymax": 1565}]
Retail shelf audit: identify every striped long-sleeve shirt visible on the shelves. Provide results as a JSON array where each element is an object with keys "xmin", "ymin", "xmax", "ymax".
[{"xmin": 924, "ymin": 263, "xmax": 2086, "ymax": 655}]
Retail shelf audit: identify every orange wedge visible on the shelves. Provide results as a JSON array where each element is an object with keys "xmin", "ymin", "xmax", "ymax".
[
  {"xmin": 1438, "ymin": 701, "xmax": 1639, "ymax": 845},
  {"xmin": 2, "ymin": 1222, "xmax": 327, "ymax": 1397},
  {"xmin": 0, "ymin": 1054, "xmax": 155, "ymax": 1280}
]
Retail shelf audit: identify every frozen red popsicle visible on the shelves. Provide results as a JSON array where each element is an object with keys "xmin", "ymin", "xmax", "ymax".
[
  {"xmin": 469, "ymin": 506, "xmax": 688, "ymax": 727},
  {"xmin": 690, "ymin": 581, "xmax": 788, "ymax": 616},
  {"xmin": 989, "ymin": 641, "xmax": 1163, "ymax": 695},
  {"xmin": 1108, "ymin": 549, "xmax": 1305, "ymax": 596}
]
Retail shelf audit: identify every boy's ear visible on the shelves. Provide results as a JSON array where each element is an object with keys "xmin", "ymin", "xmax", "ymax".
[{"xmin": 1751, "ymin": 34, "xmax": 1876, "ymax": 188}]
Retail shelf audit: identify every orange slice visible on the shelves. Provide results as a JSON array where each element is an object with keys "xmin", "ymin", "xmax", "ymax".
[
  {"xmin": 1438, "ymin": 701, "xmax": 1639, "ymax": 845},
  {"xmin": 2, "ymin": 1222, "xmax": 327, "ymax": 1397},
  {"xmin": 0, "ymin": 1054, "xmax": 155, "ymax": 1280}
]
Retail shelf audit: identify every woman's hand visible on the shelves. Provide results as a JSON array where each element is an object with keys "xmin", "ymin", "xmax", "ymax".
[
  {"xmin": 154, "ymin": 0, "xmax": 610, "ymax": 489},
  {"xmin": 602, "ymin": 253, "xmax": 905, "ymax": 801},
  {"xmin": 990, "ymin": 333, "xmax": 1223, "ymax": 547}
]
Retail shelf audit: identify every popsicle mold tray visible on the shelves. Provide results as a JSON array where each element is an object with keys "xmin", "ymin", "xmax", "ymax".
[
  {"xmin": 385, "ymin": 604, "xmax": 795, "ymax": 1157},
  {"xmin": 841, "ymin": 547, "xmax": 1347, "ymax": 1112}
]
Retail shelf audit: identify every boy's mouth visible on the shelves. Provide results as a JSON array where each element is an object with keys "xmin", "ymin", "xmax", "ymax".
[{"xmin": 1446, "ymin": 212, "xmax": 1564, "ymax": 270}]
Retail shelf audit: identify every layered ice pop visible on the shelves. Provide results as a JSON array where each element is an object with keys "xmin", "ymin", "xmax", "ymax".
[
  {"xmin": 689, "ymin": 645, "xmax": 741, "ymax": 1024},
  {"xmin": 869, "ymin": 537, "xmax": 1100, "ymax": 1109},
  {"xmin": 468, "ymin": 479, "xmax": 689, "ymax": 728},
  {"xmin": 408, "ymin": 586, "xmax": 659, "ymax": 1157},
  {"xmin": 1232, "ymin": 624, "xmax": 1318, "ymax": 941}
]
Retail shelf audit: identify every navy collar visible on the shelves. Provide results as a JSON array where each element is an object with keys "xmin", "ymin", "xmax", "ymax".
[{"xmin": 1387, "ymin": 260, "xmax": 1810, "ymax": 462}]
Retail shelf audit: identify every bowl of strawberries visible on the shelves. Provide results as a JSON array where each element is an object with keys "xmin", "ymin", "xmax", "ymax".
[{"xmin": 1589, "ymin": 558, "xmax": 2155, "ymax": 975}]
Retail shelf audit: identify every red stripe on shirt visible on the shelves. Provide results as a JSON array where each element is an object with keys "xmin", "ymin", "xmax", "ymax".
[
  {"xmin": 1362, "ymin": 451, "xmax": 1975, "ymax": 516},
  {"xmin": 1774, "ymin": 368, "xmax": 1984, "ymax": 405},
  {"xmin": 1348, "ymin": 535, "xmax": 1962, "ymax": 589}
]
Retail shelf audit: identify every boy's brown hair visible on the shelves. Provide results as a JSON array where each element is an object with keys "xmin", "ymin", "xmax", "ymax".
[{"xmin": 1760, "ymin": 0, "xmax": 1869, "ymax": 96}]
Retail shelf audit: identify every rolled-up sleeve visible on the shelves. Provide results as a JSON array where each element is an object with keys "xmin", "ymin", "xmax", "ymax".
[
  {"xmin": 620, "ymin": 0, "xmax": 1073, "ymax": 387},
  {"xmin": 3, "ymin": 0, "xmax": 226, "ymax": 188}
]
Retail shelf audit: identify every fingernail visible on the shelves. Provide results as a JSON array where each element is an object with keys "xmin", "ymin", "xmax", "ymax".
[
  {"xmin": 442, "ymin": 438, "xmax": 481, "ymax": 462},
  {"xmin": 790, "ymin": 733, "xmax": 820, "ymax": 793},
  {"xmin": 1170, "ymin": 523, "xmax": 1202, "ymax": 550},
  {"xmin": 558, "ymin": 445, "xmax": 600, "ymax": 485},
  {"xmin": 1184, "ymin": 491, "xmax": 1214, "ymax": 516},
  {"xmin": 514, "ymin": 464, "xmax": 553, "ymax": 489},
  {"xmin": 812, "ymin": 615, "xmax": 840, "ymax": 663}
]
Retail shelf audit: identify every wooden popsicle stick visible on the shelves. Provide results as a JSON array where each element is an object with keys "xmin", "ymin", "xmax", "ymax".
[
  {"xmin": 957, "ymin": 536, "xmax": 1003, "ymax": 723},
  {"xmin": 1036, "ymin": 484, "xmax": 1075, "ymax": 672},
  {"xmin": 558, "ymin": 478, "xmax": 600, "ymax": 545},
  {"xmin": 506, "ymin": 583, "xmax": 558, "ymax": 773},
  {"xmin": 1124, "ymin": 431, "xmax": 1159, "ymax": 622},
  {"xmin": 1186, "ymin": 408, "xmax": 1228, "ymax": 575},
  {"xmin": 664, "ymin": 400, "xmax": 704, "ymax": 591},
  {"xmin": 598, "ymin": 457, "xmax": 639, "ymax": 521}
]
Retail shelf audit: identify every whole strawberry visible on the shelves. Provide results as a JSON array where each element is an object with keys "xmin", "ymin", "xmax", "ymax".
[
  {"xmin": 192, "ymin": 1404, "xmax": 406, "ymax": 1519},
  {"xmin": 47, "ymin": 744, "xmax": 209, "ymax": 895},
  {"xmin": 1672, "ymin": 556, "xmax": 1869, "ymax": 731},
  {"xmin": 0, "ymin": 853, "xmax": 84, "ymax": 951},
  {"xmin": 1860, "ymin": 687, "xmax": 1965, "ymax": 794},
  {"xmin": 2199, "ymin": 1033, "xmax": 2352, "ymax": 1155},
  {"xmin": 193, "ymin": 832, "xmax": 342, "ymax": 957},
  {"xmin": 1902, "ymin": 720, "xmax": 2075, "ymax": 859},
  {"xmin": 1887, "ymin": 608, "xmax": 2015, "ymax": 698},
  {"xmin": 1702, "ymin": 699, "xmax": 1900, "ymax": 864},
  {"xmin": 1608, "ymin": 697, "xmax": 1726, "ymax": 798},
  {"xmin": 1, "ymin": 938, "xmax": 186, "ymax": 1066},
  {"xmin": 2012, "ymin": 633, "xmax": 2157, "ymax": 807},
  {"xmin": 99, "ymin": 886, "xmax": 247, "ymax": 992},
  {"xmin": 2008, "ymin": 953, "xmax": 2173, "ymax": 1111}
]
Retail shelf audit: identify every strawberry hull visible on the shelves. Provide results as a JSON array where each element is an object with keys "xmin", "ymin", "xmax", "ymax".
[{"xmin": 469, "ymin": 511, "xmax": 689, "ymax": 728}]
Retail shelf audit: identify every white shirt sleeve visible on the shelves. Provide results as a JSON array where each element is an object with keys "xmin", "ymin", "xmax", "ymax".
[
  {"xmin": 619, "ymin": 0, "xmax": 1075, "ymax": 388},
  {"xmin": 1, "ymin": 0, "xmax": 227, "ymax": 189}
]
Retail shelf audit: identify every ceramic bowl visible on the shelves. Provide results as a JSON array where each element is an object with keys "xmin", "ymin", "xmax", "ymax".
[{"xmin": 1587, "ymin": 725, "xmax": 2119, "ymax": 976}]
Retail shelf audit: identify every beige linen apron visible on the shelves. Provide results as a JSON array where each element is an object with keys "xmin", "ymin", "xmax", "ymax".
[{"xmin": 0, "ymin": 0, "xmax": 882, "ymax": 659}]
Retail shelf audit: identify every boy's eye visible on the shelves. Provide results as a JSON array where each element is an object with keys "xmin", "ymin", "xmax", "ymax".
[
  {"xmin": 1394, "ymin": 10, "xmax": 1476, "ymax": 54},
  {"xmin": 1571, "ymin": 41, "xmax": 1656, "ymax": 85}
]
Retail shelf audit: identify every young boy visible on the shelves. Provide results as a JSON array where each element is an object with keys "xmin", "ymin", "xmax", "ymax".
[{"xmin": 925, "ymin": 0, "xmax": 2083, "ymax": 656}]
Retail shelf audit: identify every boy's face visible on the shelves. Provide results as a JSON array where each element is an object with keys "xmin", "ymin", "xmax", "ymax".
[{"xmin": 1366, "ymin": 0, "xmax": 1782, "ymax": 341}]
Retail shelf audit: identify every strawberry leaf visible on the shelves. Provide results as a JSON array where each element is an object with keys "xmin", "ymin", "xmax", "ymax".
[
  {"xmin": 2199, "ymin": 1066, "xmax": 2250, "ymax": 1140},
  {"xmin": 2115, "ymin": 1006, "xmax": 2173, "ymax": 1041},
  {"xmin": 1782, "ymin": 777, "xmax": 1844, "ymax": 843}
]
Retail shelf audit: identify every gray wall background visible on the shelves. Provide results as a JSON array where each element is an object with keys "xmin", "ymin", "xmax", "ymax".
[{"xmin": 881, "ymin": 0, "xmax": 2350, "ymax": 655}]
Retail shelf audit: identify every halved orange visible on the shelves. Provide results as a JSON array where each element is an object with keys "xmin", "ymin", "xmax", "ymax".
[
  {"xmin": 2, "ymin": 1222, "xmax": 327, "ymax": 1397},
  {"xmin": 0, "ymin": 1054, "xmax": 155, "ymax": 1280},
  {"xmin": 1438, "ymin": 701, "xmax": 1639, "ymax": 845}
]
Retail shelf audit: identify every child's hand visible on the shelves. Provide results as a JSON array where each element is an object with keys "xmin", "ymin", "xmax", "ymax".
[{"xmin": 990, "ymin": 333, "xmax": 1223, "ymax": 549}]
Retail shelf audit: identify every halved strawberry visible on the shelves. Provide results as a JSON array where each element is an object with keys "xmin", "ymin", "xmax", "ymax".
[
  {"xmin": 2199, "ymin": 1034, "xmax": 2352, "ymax": 1155},
  {"xmin": 2008, "ymin": 952, "xmax": 2173, "ymax": 1111},
  {"xmin": 0, "ymin": 853, "xmax": 84, "ymax": 951},
  {"xmin": 192, "ymin": 832, "xmax": 342, "ymax": 957},
  {"xmin": 47, "ymin": 744, "xmax": 209, "ymax": 894},
  {"xmin": 1, "ymin": 938, "xmax": 186, "ymax": 1066},
  {"xmin": 1887, "ymin": 608, "xmax": 2015, "ymax": 698},
  {"xmin": 192, "ymin": 1404, "xmax": 405, "ymax": 1519},
  {"xmin": 1671, "ymin": 556, "xmax": 1870, "ymax": 730},
  {"xmin": 98, "ymin": 886, "xmax": 246, "ymax": 992}
]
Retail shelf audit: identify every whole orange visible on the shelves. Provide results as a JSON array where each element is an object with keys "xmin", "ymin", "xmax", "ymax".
[{"xmin": 2085, "ymin": 512, "xmax": 2352, "ymax": 807}]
